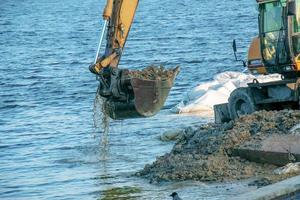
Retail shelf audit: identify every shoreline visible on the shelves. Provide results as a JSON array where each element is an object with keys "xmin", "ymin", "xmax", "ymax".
[{"xmin": 137, "ymin": 110, "xmax": 300, "ymax": 186}]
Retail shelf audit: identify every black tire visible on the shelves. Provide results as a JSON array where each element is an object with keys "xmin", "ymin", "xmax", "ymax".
[{"xmin": 228, "ymin": 87, "xmax": 257, "ymax": 120}]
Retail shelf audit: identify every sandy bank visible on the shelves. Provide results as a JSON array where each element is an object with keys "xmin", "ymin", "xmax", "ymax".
[{"xmin": 137, "ymin": 110, "xmax": 300, "ymax": 185}]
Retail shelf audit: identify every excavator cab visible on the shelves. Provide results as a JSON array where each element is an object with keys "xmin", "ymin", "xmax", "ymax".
[
  {"xmin": 89, "ymin": 0, "xmax": 179, "ymax": 120},
  {"xmin": 248, "ymin": 0, "xmax": 300, "ymax": 77},
  {"xmin": 215, "ymin": 0, "xmax": 300, "ymax": 123}
]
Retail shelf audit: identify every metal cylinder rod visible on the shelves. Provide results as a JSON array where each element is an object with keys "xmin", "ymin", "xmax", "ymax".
[{"xmin": 94, "ymin": 20, "xmax": 108, "ymax": 64}]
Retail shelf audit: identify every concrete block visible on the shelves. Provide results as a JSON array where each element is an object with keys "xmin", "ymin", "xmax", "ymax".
[
  {"xmin": 233, "ymin": 134, "xmax": 300, "ymax": 166},
  {"xmin": 232, "ymin": 175, "xmax": 300, "ymax": 200}
]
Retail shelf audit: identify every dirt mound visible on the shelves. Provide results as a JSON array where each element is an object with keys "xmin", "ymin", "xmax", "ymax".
[
  {"xmin": 137, "ymin": 110, "xmax": 300, "ymax": 184},
  {"xmin": 128, "ymin": 65, "xmax": 179, "ymax": 81}
]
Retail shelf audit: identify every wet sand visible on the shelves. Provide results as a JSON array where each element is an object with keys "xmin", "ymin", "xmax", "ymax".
[
  {"xmin": 137, "ymin": 110, "xmax": 300, "ymax": 186},
  {"xmin": 128, "ymin": 65, "xmax": 179, "ymax": 81}
]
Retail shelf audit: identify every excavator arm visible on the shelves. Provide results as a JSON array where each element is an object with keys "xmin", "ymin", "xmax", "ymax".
[
  {"xmin": 92, "ymin": 0, "xmax": 139, "ymax": 73},
  {"xmin": 89, "ymin": 0, "xmax": 179, "ymax": 120}
]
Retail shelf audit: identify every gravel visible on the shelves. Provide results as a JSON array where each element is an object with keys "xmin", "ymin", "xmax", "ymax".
[
  {"xmin": 128, "ymin": 65, "xmax": 179, "ymax": 81},
  {"xmin": 137, "ymin": 110, "xmax": 300, "ymax": 185}
]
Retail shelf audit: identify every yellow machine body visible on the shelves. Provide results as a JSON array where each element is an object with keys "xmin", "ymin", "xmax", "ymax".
[
  {"xmin": 247, "ymin": 37, "xmax": 267, "ymax": 75},
  {"xmin": 246, "ymin": 0, "xmax": 300, "ymax": 77},
  {"xmin": 93, "ymin": 0, "xmax": 139, "ymax": 73}
]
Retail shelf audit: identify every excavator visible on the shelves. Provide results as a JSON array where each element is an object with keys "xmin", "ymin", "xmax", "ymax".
[
  {"xmin": 90, "ymin": 0, "xmax": 300, "ymax": 122},
  {"xmin": 89, "ymin": 0, "xmax": 179, "ymax": 120},
  {"xmin": 215, "ymin": 0, "xmax": 300, "ymax": 123}
]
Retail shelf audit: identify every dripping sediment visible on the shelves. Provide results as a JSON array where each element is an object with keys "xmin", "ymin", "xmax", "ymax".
[{"xmin": 93, "ymin": 86, "xmax": 110, "ymax": 146}]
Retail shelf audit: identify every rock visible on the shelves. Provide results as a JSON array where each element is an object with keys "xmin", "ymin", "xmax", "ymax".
[
  {"xmin": 160, "ymin": 129, "xmax": 185, "ymax": 141},
  {"xmin": 274, "ymin": 162, "xmax": 300, "ymax": 175},
  {"xmin": 248, "ymin": 177, "xmax": 272, "ymax": 188}
]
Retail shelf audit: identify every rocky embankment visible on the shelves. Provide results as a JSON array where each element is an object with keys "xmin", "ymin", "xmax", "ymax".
[{"xmin": 137, "ymin": 110, "xmax": 300, "ymax": 185}]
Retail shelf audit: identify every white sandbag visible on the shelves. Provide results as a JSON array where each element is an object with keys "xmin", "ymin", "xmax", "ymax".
[
  {"xmin": 183, "ymin": 81, "xmax": 219, "ymax": 103},
  {"xmin": 172, "ymin": 71, "xmax": 282, "ymax": 114}
]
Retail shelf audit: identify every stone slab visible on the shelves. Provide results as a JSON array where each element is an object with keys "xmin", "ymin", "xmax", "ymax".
[{"xmin": 233, "ymin": 134, "xmax": 300, "ymax": 166}]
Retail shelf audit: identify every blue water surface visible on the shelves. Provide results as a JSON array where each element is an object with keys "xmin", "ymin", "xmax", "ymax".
[{"xmin": 1, "ymin": 0, "xmax": 258, "ymax": 199}]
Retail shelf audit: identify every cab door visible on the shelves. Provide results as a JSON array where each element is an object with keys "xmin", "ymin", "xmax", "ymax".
[{"xmin": 260, "ymin": 1, "xmax": 289, "ymax": 68}]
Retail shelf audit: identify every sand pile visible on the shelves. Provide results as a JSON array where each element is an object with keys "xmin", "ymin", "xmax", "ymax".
[
  {"xmin": 128, "ymin": 65, "xmax": 179, "ymax": 81},
  {"xmin": 137, "ymin": 110, "xmax": 300, "ymax": 185}
]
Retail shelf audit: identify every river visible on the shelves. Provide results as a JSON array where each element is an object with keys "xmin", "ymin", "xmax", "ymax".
[{"xmin": 1, "ymin": 0, "xmax": 259, "ymax": 199}]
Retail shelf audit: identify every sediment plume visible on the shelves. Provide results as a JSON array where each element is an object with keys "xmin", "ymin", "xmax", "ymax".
[{"xmin": 93, "ymin": 87, "xmax": 110, "ymax": 146}]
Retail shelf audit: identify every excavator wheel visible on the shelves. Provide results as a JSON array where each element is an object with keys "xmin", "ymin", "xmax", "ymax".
[{"xmin": 228, "ymin": 87, "xmax": 257, "ymax": 120}]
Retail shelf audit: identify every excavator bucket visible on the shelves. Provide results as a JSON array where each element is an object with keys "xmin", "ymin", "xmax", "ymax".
[{"xmin": 103, "ymin": 68, "xmax": 178, "ymax": 120}]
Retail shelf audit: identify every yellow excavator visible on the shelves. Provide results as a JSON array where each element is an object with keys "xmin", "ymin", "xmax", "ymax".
[
  {"xmin": 215, "ymin": 0, "xmax": 300, "ymax": 123},
  {"xmin": 90, "ymin": 0, "xmax": 300, "ymax": 122},
  {"xmin": 89, "ymin": 0, "xmax": 179, "ymax": 120}
]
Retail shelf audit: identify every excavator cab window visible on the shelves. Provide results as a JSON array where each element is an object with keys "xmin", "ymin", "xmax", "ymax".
[
  {"xmin": 260, "ymin": 1, "xmax": 288, "ymax": 67},
  {"xmin": 292, "ymin": 0, "xmax": 300, "ymax": 55}
]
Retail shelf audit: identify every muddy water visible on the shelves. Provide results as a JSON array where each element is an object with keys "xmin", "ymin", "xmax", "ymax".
[{"xmin": 1, "ymin": 0, "xmax": 260, "ymax": 199}]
